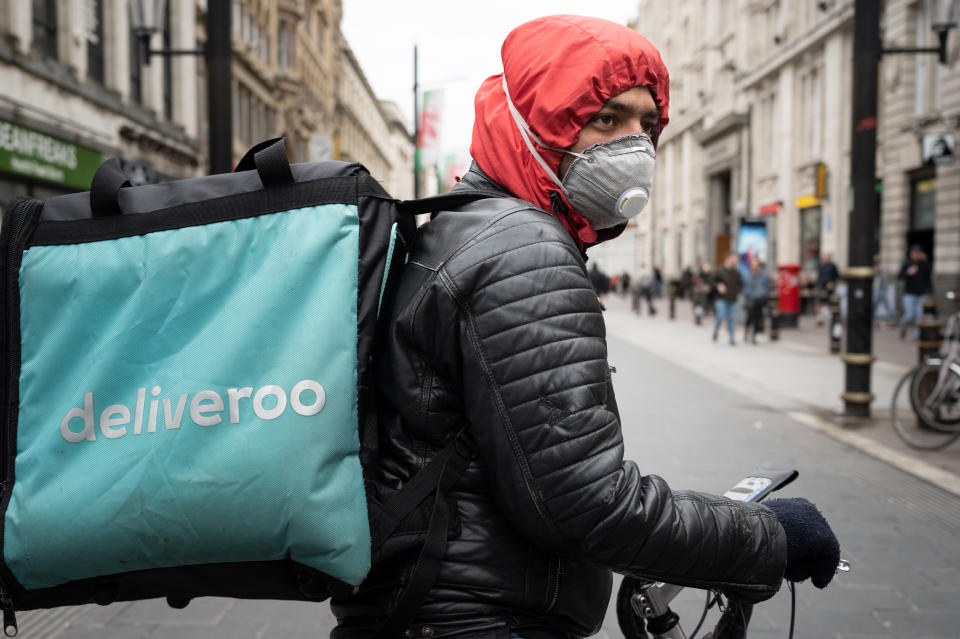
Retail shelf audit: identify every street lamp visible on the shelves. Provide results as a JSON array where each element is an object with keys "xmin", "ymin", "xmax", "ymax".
[
  {"xmin": 129, "ymin": 0, "xmax": 202, "ymax": 65},
  {"xmin": 128, "ymin": 0, "xmax": 232, "ymax": 174},
  {"xmin": 843, "ymin": 0, "xmax": 958, "ymax": 418},
  {"xmin": 882, "ymin": 0, "xmax": 958, "ymax": 64}
]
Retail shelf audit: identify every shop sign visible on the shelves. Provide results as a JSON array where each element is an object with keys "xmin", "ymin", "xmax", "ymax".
[
  {"xmin": 0, "ymin": 118, "xmax": 102, "ymax": 189},
  {"xmin": 922, "ymin": 133, "xmax": 954, "ymax": 166}
]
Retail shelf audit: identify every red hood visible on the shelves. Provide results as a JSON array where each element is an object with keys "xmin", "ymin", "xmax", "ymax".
[{"xmin": 470, "ymin": 15, "xmax": 669, "ymax": 250}]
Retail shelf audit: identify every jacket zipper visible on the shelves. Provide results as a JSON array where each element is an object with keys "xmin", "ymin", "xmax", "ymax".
[
  {"xmin": 545, "ymin": 557, "xmax": 562, "ymax": 612},
  {"xmin": 0, "ymin": 198, "xmax": 44, "ymax": 635}
]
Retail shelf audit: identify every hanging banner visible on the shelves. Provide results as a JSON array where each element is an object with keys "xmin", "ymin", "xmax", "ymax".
[
  {"xmin": 416, "ymin": 89, "xmax": 444, "ymax": 172},
  {"xmin": 439, "ymin": 149, "xmax": 471, "ymax": 192}
]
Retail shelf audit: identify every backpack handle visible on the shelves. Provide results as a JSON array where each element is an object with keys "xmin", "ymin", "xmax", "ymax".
[
  {"xmin": 235, "ymin": 137, "xmax": 294, "ymax": 188},
  {"xmin": 89, "ymin": 158, "xmax": 131, "ymax": 217}
]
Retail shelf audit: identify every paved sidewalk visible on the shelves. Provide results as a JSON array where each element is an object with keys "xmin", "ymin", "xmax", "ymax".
[{"xmin": 603, "ymin": 293, "xmax": 960, "ymax": 495}]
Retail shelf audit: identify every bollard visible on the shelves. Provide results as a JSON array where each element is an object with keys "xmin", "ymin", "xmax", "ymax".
[
  {"xmin": 768, "ymin": 293, "xmax": 780, "ymax": 341},
  {"xmin": 917, "ymin": 317, "xmax": 943, "ymax": 364},
  {"xmin": 922, "ymin": 297, "xmax": 938, "ymax": 319},
  {"xmin": 828, "ymin": 295, "xmax": 842, "ymax": 354}
]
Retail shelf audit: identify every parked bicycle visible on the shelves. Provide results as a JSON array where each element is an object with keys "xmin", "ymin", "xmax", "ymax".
[
  {"xmin": 616, "ymin": 469, "xmax": 850, "ymax": 639},
  {"xmin": 890, "ymin": 292, "xmax": 960, "ymax": 450}
]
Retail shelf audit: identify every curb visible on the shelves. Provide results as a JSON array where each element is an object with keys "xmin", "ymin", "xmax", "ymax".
[
  {"xmin": 786, "ymin": 411, "xmax": 960, "ymax": 497},
  {"xmin": 603, "ymin": 309, "xmax": 960, "ymax": 499}
]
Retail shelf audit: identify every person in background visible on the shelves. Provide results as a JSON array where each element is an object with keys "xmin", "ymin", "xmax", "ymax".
[
  {"xmin": 743, "ymin": 258, "xmax": 772, "ymax": 344},
  {"xmin": 898, "ymin": 245, "xmax": 933, "ymax": 340},
  {"xmin": 816, "ymin": 252, "xmax": 839, "ymax": 326},
  {"xmin": 712, "ymin": 253, "xmax": 743, "ymax": 345},
  {"xmin": 701, "ymin": 262, "xmax": 717, "ymax": 316},
  {"xmin": 589, "ymin": 262, "xmax": 611, "ymax": 297},
  {"xmin": 681, "ymin": 265, "xmax": 694, "ymax": 299},
  {"xmin": 653, "ymin": 264, "xmax": 663, "ymax": 297},
  {"xmin": 620, "ymin": 271, "xmax": 631, "ymax": 296},
  {"xmin": 872, "ymin": 254, "xmax": 894, "ymax": 327},
  {"xmin": 632, "ymin": 264, "xmax": 657, "ymax": 315}
]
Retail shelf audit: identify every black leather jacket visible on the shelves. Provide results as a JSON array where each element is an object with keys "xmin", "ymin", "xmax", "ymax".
[{"xmin": 331, "ymin": 166, "xmax": 787, "ymax": 638}]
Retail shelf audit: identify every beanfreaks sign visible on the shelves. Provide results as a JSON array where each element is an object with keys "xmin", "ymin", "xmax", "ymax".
[{"xmin": 0, "ymin": 118, "xmax": 102, "ymax": 189}]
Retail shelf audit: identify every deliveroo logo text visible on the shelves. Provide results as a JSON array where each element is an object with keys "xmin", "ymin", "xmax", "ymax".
[{"xmin": 60, "ymin": 380, "xmax": 325, "ymax": 443}]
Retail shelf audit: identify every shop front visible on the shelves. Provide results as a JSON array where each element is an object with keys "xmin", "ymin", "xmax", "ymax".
[{"xmin": 0, "ymin": 117, "xmax": 103, "ymax": 219}]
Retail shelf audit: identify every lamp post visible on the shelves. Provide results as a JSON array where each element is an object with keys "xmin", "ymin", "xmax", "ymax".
[
  {"xmin": 843, "ymin": 0, "xmax": 958, "ymax": 418},
  {"xmin": 129, "ymin": 0, "xmax": 233, "ymax": 174}
]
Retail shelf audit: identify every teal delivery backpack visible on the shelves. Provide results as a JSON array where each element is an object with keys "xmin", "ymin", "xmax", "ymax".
[{"xmin": 0, "ymin": 139, "xmax": 497, "ymax": 636}]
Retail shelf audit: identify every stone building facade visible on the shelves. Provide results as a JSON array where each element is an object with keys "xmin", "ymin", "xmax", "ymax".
[
  {"xmin": 595, "ymin": 0, "xmax": 958, "ymax": 303},
  {"xmin": 0, "ymin": 0, "xmax": 413, "ymax": 216},
  {"xmin": 0, "ymin": 0, "xmax": 202, "ymax": 215}
]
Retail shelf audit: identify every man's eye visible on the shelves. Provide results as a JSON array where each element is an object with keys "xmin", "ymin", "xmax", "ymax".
[{"xmin": 593, "ymin": 114, "xmax": 616, "ymax": 127}]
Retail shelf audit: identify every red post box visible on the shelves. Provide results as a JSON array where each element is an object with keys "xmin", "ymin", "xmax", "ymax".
[{"xmin": 777, "ymin": 263, "xmax": 801, "ymax": 328}]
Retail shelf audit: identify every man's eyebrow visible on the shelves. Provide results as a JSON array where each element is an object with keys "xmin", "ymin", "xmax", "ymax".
[{"xmin": 602, "ymin": 99, "xmax": 660, "ymax": 121}]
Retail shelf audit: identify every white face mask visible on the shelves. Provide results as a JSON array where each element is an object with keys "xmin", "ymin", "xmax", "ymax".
[{"xmin": 502, "ymin": 76, "xmax": 657, "ymax": 229}]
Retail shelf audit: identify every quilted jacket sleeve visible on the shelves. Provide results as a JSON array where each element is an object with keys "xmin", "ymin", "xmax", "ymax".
[{"xmin": 436, "ymin": 208, "xmax": 787, "ymax": 600}]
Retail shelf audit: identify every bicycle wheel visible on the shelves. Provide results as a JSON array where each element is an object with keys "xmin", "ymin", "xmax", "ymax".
[
  {"xmin": 892, "ymin": 368, "xmax": 960, "ymax": 450},
  {"xmin": 909, "ymin": 363, "xmax": 960, "ymax": 430}
]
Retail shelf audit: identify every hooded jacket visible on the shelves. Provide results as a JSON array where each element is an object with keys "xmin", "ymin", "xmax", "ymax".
[
  {"xmin": 471, "ymin": 14, "xmax": 669, "ymax": 250},
  {"xmin": 331, "ymin": 16, "xmax": 786, "ymax": 639}
]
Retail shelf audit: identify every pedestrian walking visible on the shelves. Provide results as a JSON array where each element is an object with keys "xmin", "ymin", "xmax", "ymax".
[
  {"xmin": 815, "ymin": 252, "xmax": 839, "ymax": 325},
  {"xmin": 631, "ymin": 265, "xmax": 657, "ymax": 315},
  {"xmin": 898, "ymin": 245, "xmax": 933, "ymax": 339},
  {"xmin": 712, "ymin": 253, "xmax": 743, "ymax": 345},
  {"xmin": 588, "ymin": 262, "xmax": 611, "ymax": 297},
  {"xmin": 681, "ymin": 265, "xmax": 694, "ymax": 299},
  {"xmin": 701, "ymin": 262, "xmax": 716, "ymax": 316},
  {"xmin": 743, "ymin": 258, "xmax": 772, "ymax": 344},
  {"xmin": 872, "ymin": 254, "xmax": 894, "ymax": 326}
]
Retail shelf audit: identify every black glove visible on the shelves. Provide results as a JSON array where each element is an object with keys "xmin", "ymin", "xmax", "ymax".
[{"xmin": 764, "ymin": 497, "xmax": 840, "ymax": 588}]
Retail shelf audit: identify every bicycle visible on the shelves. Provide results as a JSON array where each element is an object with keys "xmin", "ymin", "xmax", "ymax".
[
  {"xmin": 615, "ymin": 469, "xmax": 850, "ymax": 639},
  {"xmin": 890, "ymin": 293, "xmax": 960, "ymax": 450}
]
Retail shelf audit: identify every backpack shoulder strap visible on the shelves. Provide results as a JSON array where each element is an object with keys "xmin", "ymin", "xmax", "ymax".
[
  {"xmin": 396, "ymin": 189, "xmax": 510, "ymax": 215},
  {"xmin": 372, "ymin": 434, "xmax": 474, "ymax": 639}
]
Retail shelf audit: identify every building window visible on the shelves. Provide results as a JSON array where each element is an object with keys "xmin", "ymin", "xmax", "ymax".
[
  {"xmin": 799, "ymin": 205, "xmax": 822, "ymax": 280},
  {"xmin": 32, "ymin": 0, "xmax": 58, "ymax": 58},
  {"xmin": 163, "ymin": 0, "xmax": 173, "ymax": 121},
  {"xmin": 232, "ymin": 0, "xmax": 241, "ymax": 34},
  {"xmin": 232, "ymin": 81, "xmax": 239, "ymax": 141},
  {"xmin": 278, "ymin": 24, "xmax": 288, "ymax": 72},
  {"xmin": 85, "ymin": 0, "xmax": 105, "ymax": 83},
  {"xmin": 910, "ymin": 173, "xmax": 937, "ymax": 231},
  {"xmin": 278, "ymin": 22, "xmax": 296, "ymax": 74},
  {"xmin": 239, "ymin": 86, "xmax": 249, "ymax": 144},
  {"xmin": 915, "ymin": 0, "xmax": 942, "ymax": 116},
  {"xmin": 130, "ymin": 27, "xmax": 142, "ymax": 104}
]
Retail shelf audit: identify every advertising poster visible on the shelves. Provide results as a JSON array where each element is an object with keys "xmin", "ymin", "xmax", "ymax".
[{"xmin": 737, "ymin": 220, "xmax": 768, "ymax": 277}]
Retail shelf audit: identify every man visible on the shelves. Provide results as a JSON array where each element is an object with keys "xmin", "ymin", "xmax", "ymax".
[
  {"xmin": 743, "ymin": 258, "xmax": 772, "ymax": 344},
  {"xmin": 872, "ymin": 254, "xmax": 894, "ymax": 326},
  {"xmin": 898, "ymin": 245, "xmax": 933, "ymax": 339},
  {"xmin": 332, "ymin": 16, "xmax": 840, "ymax": 638},
  {"xmin": 712, "ymin": 253, "xmax": 743, "ymax": 345},
  {"xmin": 631, "ymin": 264, "xmax": 657, "ymax": 315},
  {"xmin": 816, "ymin": 252, "xmax": 839, "ymax": 326}
]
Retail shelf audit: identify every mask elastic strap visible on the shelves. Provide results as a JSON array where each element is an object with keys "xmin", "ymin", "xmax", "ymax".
[{"xmin": 501, "ymin": 76, "xmax": 573, "ymax": 196}]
